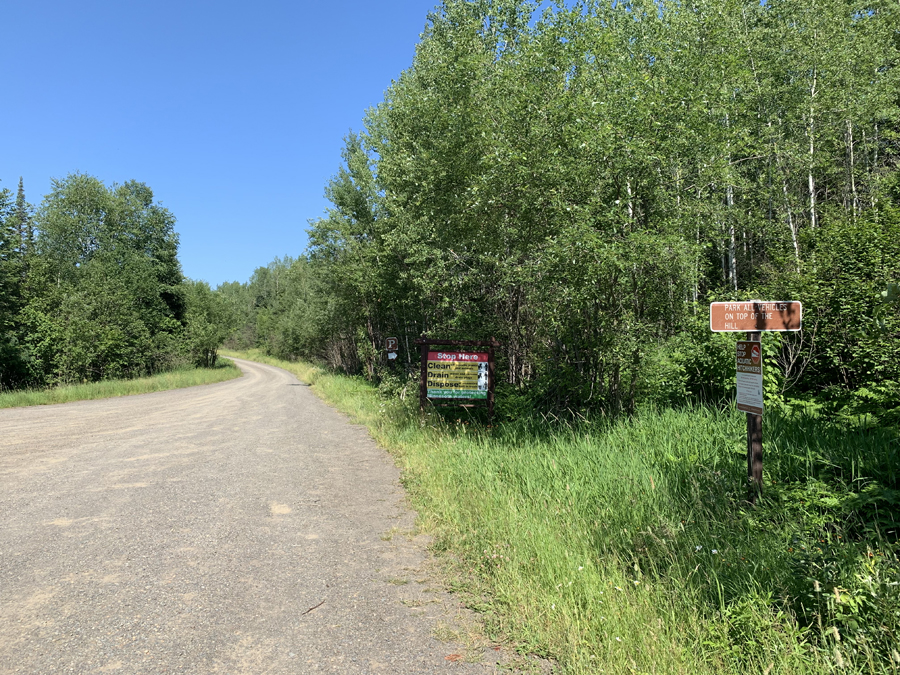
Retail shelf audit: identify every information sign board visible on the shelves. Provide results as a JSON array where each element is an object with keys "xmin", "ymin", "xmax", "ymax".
[
  {"xmin": 710, "ymin": 301, "xmax": 802, "ymax": 332},
  {"xmin": 736, "ymin": 341, "xmax": 764, "ymax": 415},
  {"xmin": 426, "ymin": 351, "xmax": 489, "ymax": 399}
]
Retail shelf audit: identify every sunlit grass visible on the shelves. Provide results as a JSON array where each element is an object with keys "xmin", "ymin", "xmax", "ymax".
[
  {"xmin": 228, "ymin": 349, "xmax": 900, "ymax": 674},
  {"xmin": 0, "ymin": 359, "xmax": 241, "ymax": 409}
]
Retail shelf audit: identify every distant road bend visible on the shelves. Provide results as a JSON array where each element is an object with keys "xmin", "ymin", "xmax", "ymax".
[{"xmin": 0, "ymin": 358, "xmax": 489, "ymax": 674}]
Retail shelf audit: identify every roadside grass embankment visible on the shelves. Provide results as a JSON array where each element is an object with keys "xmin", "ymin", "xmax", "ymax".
[
  {"xmin": 0, "ymin": 359, "xmax": 240, "ymax": 409},
  {"xmin": 225, "ymin": 349, "xmax": 900, "ymax": 674}
]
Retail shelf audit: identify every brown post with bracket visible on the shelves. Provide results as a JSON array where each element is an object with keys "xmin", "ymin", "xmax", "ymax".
[
  {"xmin": 747, "ymin": 330, "xmax": 763, "ymax": 504},
  {"xmin": 487, "ymin": 340, "xmax": 496, "ymax": 424},
  {"xmin": 419, "ymin": 336, "xmax": 428, "ymax": 412}
]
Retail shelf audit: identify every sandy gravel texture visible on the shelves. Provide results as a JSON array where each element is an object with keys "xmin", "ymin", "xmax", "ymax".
[{"xmin": 0, "ymin": 358, "xmax": 512, "ymax": 674}]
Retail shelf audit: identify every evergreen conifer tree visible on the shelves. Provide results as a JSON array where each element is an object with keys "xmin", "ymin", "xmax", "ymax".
[{"xmin": 15, "ymin": 177, "xmax": 33, "ymax": 262}]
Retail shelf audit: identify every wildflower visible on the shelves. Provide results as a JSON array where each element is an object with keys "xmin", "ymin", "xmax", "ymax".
[
  {"xmin": 633, "ymin": 580, "xmax": 640, "ymax": 585},
  {"xmin": 835, "ymin": 647, "xmax": 845, "ymax": 668},
  {"xmin": 615, "ymin": 586, "xmax": 623, "ymax": 592},
  {"xmin": 578, "ymin": 566, "xmax": 584, "ymax": 571},
  {"xmin": 695, "ymin": 545, "xmax": 702, "ymax": 551},
  {"xmin": 711, "ymin": 549, "xmax": 718, "ymax": 554},
  {"xmin": 615, "ymin": 637, "xmax": 622, "ymax": 642}
]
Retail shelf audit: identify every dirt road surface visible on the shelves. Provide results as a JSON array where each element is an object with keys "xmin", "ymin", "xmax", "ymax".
[{"xmin": 0, "ymin": 358, "xmax": 499, "ymax": 674}]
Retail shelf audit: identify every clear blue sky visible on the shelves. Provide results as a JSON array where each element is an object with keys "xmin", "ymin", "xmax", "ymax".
[{"xmin": 2, "ymin": 0, "xmax": 439, "ymax": 287}]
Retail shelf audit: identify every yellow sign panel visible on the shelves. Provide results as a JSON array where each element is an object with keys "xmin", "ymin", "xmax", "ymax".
[{"xmin": 426, "ymin": 351, "xmax": 489, "ymax": 399}]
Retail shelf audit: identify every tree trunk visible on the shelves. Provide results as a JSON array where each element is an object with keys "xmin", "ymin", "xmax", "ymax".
[
  {"xmin": 807, "ymin": 66, "xmax": 818, "ymax": 230},
  {"xmin": 847, "ymin": 119, "xmax": 859, "ymax": 218}
]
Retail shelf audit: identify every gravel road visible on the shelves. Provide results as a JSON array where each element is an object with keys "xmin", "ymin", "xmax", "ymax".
[{"xmin": 0, "ymin": 358, "xmax": 501, "ymax": 674}]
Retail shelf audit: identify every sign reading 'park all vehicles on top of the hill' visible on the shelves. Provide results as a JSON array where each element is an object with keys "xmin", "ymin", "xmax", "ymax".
[
  {"xmin": 426, "ymin": 351, "xmax": 489, "ymax": 399},
  {"xmin": 710, "ymin": 301, "xmax": 802, "ymax": 332}
]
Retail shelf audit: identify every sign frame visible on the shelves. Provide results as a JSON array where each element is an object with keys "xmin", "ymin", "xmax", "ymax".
[
  {"xmin": 710, "ymin": 301, "xmax": 802, "ymax": 332},
  {"xmin": 415, "ymin": 337, "xmax": 500, "ymax": 422}
]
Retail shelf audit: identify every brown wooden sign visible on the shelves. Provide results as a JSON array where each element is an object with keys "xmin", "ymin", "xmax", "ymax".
[{"xmin": 710, "ymin": 301, "xmax": 802, "ymax": 332}]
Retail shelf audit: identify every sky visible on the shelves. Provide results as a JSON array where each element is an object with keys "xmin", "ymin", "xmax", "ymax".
[{"xmin": 2, "ymin": 0, "xmax": 440, "ymax": 287}]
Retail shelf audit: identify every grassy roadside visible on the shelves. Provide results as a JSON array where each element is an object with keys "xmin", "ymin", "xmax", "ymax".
[
  {"xmin": 0, "ymin": 359, "xmax": 241, "ymax": 409},
  {"xmin": 225, "ymin": 349, "xmax": 900, "ymax": 674}
]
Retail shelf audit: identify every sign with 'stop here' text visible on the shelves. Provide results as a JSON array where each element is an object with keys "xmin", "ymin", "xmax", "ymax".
[
  {"xmin": 426, "ymin": 351, "xmax": 489, "ymax": 399},
  {"xmin": 736, "ymin": 340, "xmax": 764, "ymax": 415},
  {"xmin": 710, "ymin": 301, "xmax": 802, "ymax": 332}
]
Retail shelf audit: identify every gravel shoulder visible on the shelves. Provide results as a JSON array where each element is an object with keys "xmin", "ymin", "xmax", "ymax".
[{"xmin": 0, "ymin": 358, "xmax": 506, "ymax": 674}]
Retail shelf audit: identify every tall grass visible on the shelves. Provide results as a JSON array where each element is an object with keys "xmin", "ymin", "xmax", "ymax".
[
  {"xmin": 0, "ymin": 360, "xmax": 241, "ymax": 409},
  {"xmin": 227, "ymin": 350, "xmax": 900, "ymax": 674}
]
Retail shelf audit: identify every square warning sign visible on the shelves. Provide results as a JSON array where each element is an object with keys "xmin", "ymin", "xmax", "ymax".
[
  {"xmin": 426, "ymin": 351, "xmax": 489, "ymax": 399},
  {"xmin": 736, "ymin": 341, "xmax": 764, "ymax": 415}
]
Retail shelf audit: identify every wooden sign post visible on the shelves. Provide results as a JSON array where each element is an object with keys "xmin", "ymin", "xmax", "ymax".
[
  {"xmin": 414, "ymin": 337, "xmax": 500, "ymax": 423},
  {"xmin": 711, "ymin": 301, "xmax": 802, "ymax": 503}
]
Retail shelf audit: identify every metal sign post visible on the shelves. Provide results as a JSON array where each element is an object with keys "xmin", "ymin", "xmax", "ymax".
[
  {"xmin": 415, "ymin": 337, "xmax": 500, "ymax": 423},
  {"xmin": 711, "ymin": 301, "xmax": 802, "ymax": 504}
]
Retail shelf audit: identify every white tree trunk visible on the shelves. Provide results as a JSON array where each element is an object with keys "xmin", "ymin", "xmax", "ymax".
[{"xmin": 808, "ymin": 66, "xmax": 818, "ymax": 230}]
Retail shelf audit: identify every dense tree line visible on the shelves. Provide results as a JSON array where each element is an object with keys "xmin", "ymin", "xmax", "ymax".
[
  {"xmin": 225, "ymin": 0, "xmax": 899, "ymax": 419},
  {"xmin": 0, "ymin": 173, "xmax": 230, "ymax": 390}
]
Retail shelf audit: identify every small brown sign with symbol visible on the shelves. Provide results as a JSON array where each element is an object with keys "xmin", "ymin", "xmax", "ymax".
[{"xmin": 385, "ymin": 337, "xmax": 399, "ymax": 352}]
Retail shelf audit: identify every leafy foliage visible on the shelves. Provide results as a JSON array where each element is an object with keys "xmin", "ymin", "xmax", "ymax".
[
  {"xmin": 0, "ymin": 173, "xmax": 229, "ymax": 391},
  {"xmin": 226, "ymin": 0, "xmax": 900, "ymax": 421}
]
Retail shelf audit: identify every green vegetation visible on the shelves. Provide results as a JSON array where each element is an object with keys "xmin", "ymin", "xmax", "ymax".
[
  {"xmin": 0, "ymin": 359, "xmax": 240, "ymax": 409},
  {"xmin": 229, "ymin": 349, "xmax": 899, "ymax": 674},
  {"xmin": 217, "ymin": 4, "xmax": 900, "ymax": 669},
  {"xmin": 1, "ymin": 173, "xmax": 234, "ymax": 394},
  {"xmin": 2, "ymin": 0, "xmax": 893, "ymax": 671},
  {"xmin": 219, "ymin": 0, "xmax": 900, "ymax": 425}
]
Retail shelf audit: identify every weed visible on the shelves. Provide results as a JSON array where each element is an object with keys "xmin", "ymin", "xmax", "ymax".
[
  {"xmin": 0, "ymin": 360, "xmax": 241, "ymax": 409},
  {"xmin": 229, "ymin": 350, "xmax": 900, "ymax": 674}
]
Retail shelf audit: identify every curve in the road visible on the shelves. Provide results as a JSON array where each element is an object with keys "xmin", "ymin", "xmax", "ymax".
[{"xmin": 0, "ymin": 358, "xmax": 492, "ymax": 674}]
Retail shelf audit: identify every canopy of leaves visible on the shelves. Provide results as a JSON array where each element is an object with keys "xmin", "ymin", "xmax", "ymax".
[{"xmin": 230, "ymin": 0, "xmax": 898, "ymax": 419}]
